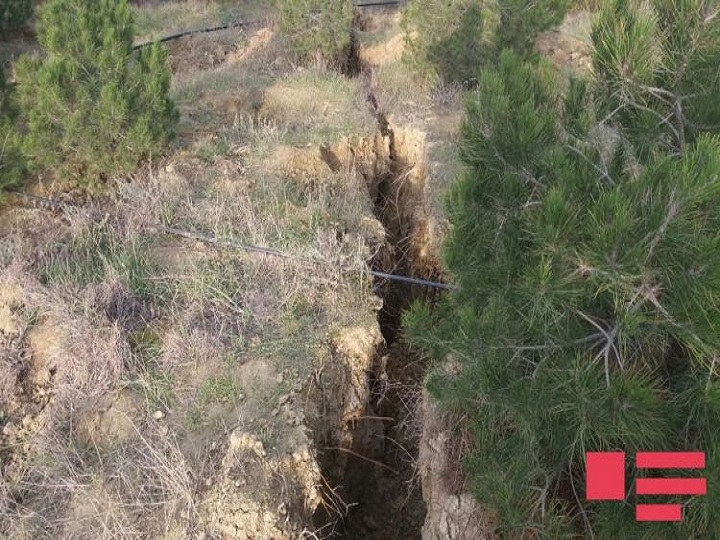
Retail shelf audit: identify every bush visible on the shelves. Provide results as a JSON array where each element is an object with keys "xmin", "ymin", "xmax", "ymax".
[
  {"xmin": 0, "ymin": 65, "xmax": 24, "ymax": 191},
  {"xmin": 591, "ymin": 0, "xmax": 720, "ymax": 159},
  {"xmin": 405, "ymin": 2, "xmax": 720, "ymax": 536},
  {"xmin": 0, "ymin": 0, "xmax": 33, "ymax": 37},
  {"xmin": 401, "ymin": 0, "xmax": 568, "ymax": 84},
  {"xmin": 14, "ymin": 0, "xmax": 178, "ymax": 185},
  {"xmin": 275, "ymin": 0, "xmax": 353, "ymax": 64}
]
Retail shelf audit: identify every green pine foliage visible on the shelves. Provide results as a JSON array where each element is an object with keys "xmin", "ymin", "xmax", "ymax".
[
  {"xmin": 401, "ymin": 0, "xmax": 568, "ymax": 84},
  {"xmin": 14, "ymin": 0, "xmax": 178, "ymax": 185},
  {"xmin": 404, "ymin": 1, "xmax": 720, "ymax": 536},
  {"xmin": 0, "ymin": 65, "xmax": 24, "ymax": 191},
  {"xmin": 592, "ymin": 0, "xmax": 720, "ymax": 159},
  {"xmin": 275, "ymin": 0, "xmax": 353, "ymax": 64},
  {"xmin": 0, "ymin": 0, "xmax": 33, "ymax": 37}
]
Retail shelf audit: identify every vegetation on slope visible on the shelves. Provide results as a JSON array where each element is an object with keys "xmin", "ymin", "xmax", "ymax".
[
  {"xmin": 12, "ymin": 0, "xmax": 177, "ymax": 186},
  {"xmin": 275, "ymin": 0, "xmax": 353, "ymax": 64},
  {"xmin": 401, "ymin": 0, "xmax": 568, "ymax": 84},
  {"xmin": 405, "ymin": 0, "xmax": 720, "ymax": 537},
  {"xmin": 0, "ymin": 0, "xmax": 32, "ymax": 37},
  {"xmin": 0, "ymin": 64, "xmax": 23, "ymax": 191}
]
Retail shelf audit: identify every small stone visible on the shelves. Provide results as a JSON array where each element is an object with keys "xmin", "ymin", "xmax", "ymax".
[
  {"xmin": 205, "ymin": 478, "xmax": 212, "ymax": 487},
  {"xmin": 153, "ymin": 410, "xmax": 164, "ymax": 420},
  {"xmin": 276, "ymin": 373, "xmax": 283, "ymax": 384},
  {"xmin": 271, "ymin": 408, "xmax": 279, "ymax": 417},
  {"xmin": 238, "ymin": 393, "xmax": 245, "ymax": 401},
  {"xmin": 160, "ymin": 425, "xmax": 169, "ymax": 436},
  {"xmin": 278, "ymin": 394, "xmax": 291, "ymax": 406}
]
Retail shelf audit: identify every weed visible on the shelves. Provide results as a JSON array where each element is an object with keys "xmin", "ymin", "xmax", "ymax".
[
  {"xmin": 40, "ymin": 224, "xmax": 159, "ymax": 300},
  {"xmin": 194, "ymin": 135, "xmax": 232, "ymax": 163},
  {"xmin": 128, "ymin": 328, "xmax": 174, "ymax": 412},
  {"xmin": 188, "ymin": 374, "xmax": 239, "ymax": 429},
  {"xmin": 258, "ymin": 423, "xmax": 278, "ymax": 450}
]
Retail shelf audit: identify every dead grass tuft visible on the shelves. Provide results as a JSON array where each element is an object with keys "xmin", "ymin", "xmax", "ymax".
[{"xmin": 1, "ymin": 0, "xmax": 468, "ymax": 535}]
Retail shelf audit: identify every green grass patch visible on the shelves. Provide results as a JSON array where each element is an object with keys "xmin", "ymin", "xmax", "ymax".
[
  {"xmin": 187, "ymin": 373, "xmax": 240, "ymax": 429},
  {"xmin": 39, "ymin": 225, "xmax": 159, "ymax": 299},
  {"xmin": 127, "ymin": 328, "xmax": 175, "ymax": 412}
]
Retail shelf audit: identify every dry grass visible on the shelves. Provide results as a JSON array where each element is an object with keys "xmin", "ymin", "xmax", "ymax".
[
  {"xmin": 2, "ymin": 8, "xmax": 379, "ymax": 535},
  {"xmin": 1, "ymin": 1, "xmax": 469, "ymax": 536},
  {"xmin": 131, "ymin": 0, "xmax": 270, "ymax": 44},
  {"xmin": 0, "ymin": 256, "xmax": 195, "ymax": 538},
  {"xmin": 2, "ymin": 422, "xmax": 197, "ymax": 539},
  {"xmin": 261, "ymin": 68, "xmax": 377, "ymax": 145}
]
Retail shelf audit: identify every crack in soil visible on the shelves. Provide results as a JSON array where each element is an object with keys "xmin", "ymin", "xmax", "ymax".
[
  {"xmin": 316, "ymin": 97, "xmax": 441, "ymax": 539},
  {"xmin": 311, "ymin": 10, "xmax": 450, "ymax": 537}
]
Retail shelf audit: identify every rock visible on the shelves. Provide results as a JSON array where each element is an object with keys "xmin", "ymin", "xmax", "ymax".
[{"xmin": 153, "ymin": 410, "xmax": 164, "ymax": 420}]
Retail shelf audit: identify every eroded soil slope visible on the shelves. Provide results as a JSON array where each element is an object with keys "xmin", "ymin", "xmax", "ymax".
[{"xmin": 0, "ymin": 2, "xmax": 492, "ymax": 539}]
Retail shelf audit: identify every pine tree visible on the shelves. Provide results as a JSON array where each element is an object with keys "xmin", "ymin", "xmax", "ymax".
[
  {"xmin": 405, "ymin": 1, "xmax": 720, "ymax": 537},
  {"xmin": 275, "ymin": 0, "xmax": 353, "ymax": 64},
  {"xmin": 14, "ymin": 0, "xmax": 178, "ymax": 185},
  {"xmin": 401, "ymin": 0, "xmax": 568, "ymax": 84},
  {"xmin": 592, "ymin": 0, "xmax": 720, "ymax": 158}
]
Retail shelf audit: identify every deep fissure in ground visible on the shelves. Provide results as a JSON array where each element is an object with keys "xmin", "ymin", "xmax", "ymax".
[
  {"xmin": 315, "ymin": 92, "xmax": 445, "ymax": 537},
  {"xmin": 311, "ymin": 9, "xmax": 445, "ymax": 535}
]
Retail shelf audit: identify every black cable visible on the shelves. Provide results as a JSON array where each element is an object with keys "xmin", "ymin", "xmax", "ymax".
[
  {"xmin": 355, "ymin": 1, "xmax": 403, "ymax": 6},
  {"xmin": 9, "ymin": 191, "xmax": 456, "ymax": 291},
  {"xmin": 132, "ymin": 20, "xmax": 249, "ymax": 50},
  {"xmin": 370, "ymin": 270, "xmax": 457, "ymax": 290},
  {"xmin": 130, "ymin": 1, "xmax": 404, "ymax": 50}
]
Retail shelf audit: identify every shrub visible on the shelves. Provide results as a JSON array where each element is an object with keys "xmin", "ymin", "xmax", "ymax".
[
  {"xmin": 401, "ymin": 0, "xmax": 568, "ymax": 84},
  {"xmin": 275, "ymin": 0, "xmax": 353, "ymax": 64},
  {"xmin": 591, "ymin": 0, "xmax": 720, "ymax": 159},
  {"xmin": 14, "ymin": 0, "xmax": 178, "ymax": 185},
  {"xmin": 0, "ymin": 0, "xmax": 33, "ymax": 37},
  {"xmin": 405, "ymin": 2, "xmax": 720, "ymax": 536}
]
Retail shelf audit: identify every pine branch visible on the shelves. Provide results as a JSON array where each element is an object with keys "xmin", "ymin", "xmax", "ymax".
[
  {"xmin": 644, "ymin": 189, "xmax": 679, "ymax": 264},
  {"xmin": 575, "ymin": 310, "xmax": 622, "ymax": 387}
]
